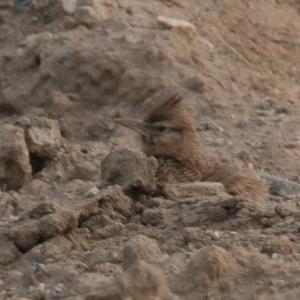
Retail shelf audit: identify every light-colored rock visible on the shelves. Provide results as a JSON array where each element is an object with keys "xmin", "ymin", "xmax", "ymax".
[
  {"xmin": 26, "ymin": 117, "xmax": 63, "ymax": 158},
  {"xmin": 157, "ymin": 16, "xmax": 196, "ymax": 32},
  {"xmin": 75, "ymin": 0, "xmax": 106, "ymax": 26},
  {"xmin": 170, "ymin": 181, "xmax": 226, "ymax": 197},
  {"xmin": 75, "ymin": 6, "xmax": 103, "ymax": 26},
  {"xmin": 0, "ymin": 125, "xmax": 31, "ymax": 190},
  {"xmin": 21, "ymin": 32, "xmax": 55, "ymax": 50},
  {"xmin": 33, "ymin": 0, "xmax": 51, "ymax": 9},
  {"xmin": 61, "ymin": 0, "xmax": 78, "ymax": 14}
]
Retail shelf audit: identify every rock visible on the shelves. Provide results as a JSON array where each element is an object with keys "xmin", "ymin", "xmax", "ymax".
[
  {"xmin": 23, "ymin": 179, "xmax": 50, "ymax": 196},
  {"xmin": 185, "ymin": 76, "xmax": 205, "ymax": 93},
  {"xmin": 249, "ymin": 117, "xmax": 266, "ymax": 127},
  {"xmin": 87, "ymin": 186, "xmax": 100, "ymax": 197},
  {"xmin": 50, "ymin": 90, "xmax": 73, "ymax": 116},
  {"xmin": 98, "ymin": 186, "xmax": 133, "ymax": 219},
  {"xmin": 7, "ymin": 270, "xmax": 23, "ymax": 282},
  {"xmin": 257, "ymin": 98, "xmax": 273, "ymax": 110},
  {"xmin": 157, "ymin": 16, "xmax": 196, "ymax": 32},
  {"xmin": 174, "ymin": 246, "xmax": 238, "ymax": 297},
  {"xmin": 141, "ymin": 208, "xmax": 165, "ymax": 226},
  {"xmin": 169, "ymin": 182, "xmax": 226, "ymax": 197},
  {"xmin": 183, "ymin": 227, "xmax": 207, "ymax": 244},
  {"xmin": 85, "ymin": 287, "xmax": 121, "ymax": 300},
  {"xmin": 101, "ymin": 148, "xmax": 158, "ymax": 193},
  {"xmin": 25, "ymin": 117, "xmax": 63, "ymax": 159},
  {"xmin": 238, "ymin": 150, "xmax": 250, "ymax": 162},
  {"xmin": 261, "ymin": 236, "xmax": 294, "ymax": 256},
  {"xmin": 0, "ymin": 125, "xmax": 31, "ymax": 190},
  {"xmin": 117, "ymin": 260, "xmax": 176, "ymax": 300},
  {"xmin": 61, "ymin": 0, "xmax": 78, "ymax": 14},
  {"xmin": 271, "ymin": 253, "xmax": 280, "ymax": 260},
  {"xmin": 86, "ymin": 260, "xmax": 176, "ymax": 300},
  {"xmin": 21, "ymin": 32, "xmax": 55, "ymax": 50},
  {"xmin": 93, "ymin": 223, "xmax": 124, "ymax": 239},
  {"xmin": 32, "ymin": 0, "xmax": 50, "ymax": 9},
  {"xmin": 259, "ymin": 172, "xmax": 300, "ymax": 197},
  {"xmin": 0, "ymin": 239, "xmax": 21, "ymax": 265},
  {"xmin": 75, "ymin": 4, "xmax": 106, "ymax": 27},
  {"xmin": 11, "ymin": 203, "xmax": 78, "ymax": 252},
  {"xmin": 78, "ymin": 185, "xmax": 133, "ymax": 226},
  {"xmin": 77, "ymin": 0, "xmax": 96, "ymax": 5},
  {"xmin": 275, "ymin": 107, "xmax": 288, "ymax": 115},
  {"xmin": 197, "ymin": 122, "xmax": 221, "ymax": 131},
  {"xmin": 0, "ymin": 193, "xmax": 14, "ymax": 219},
  {"xmin": 122, "ymin": 235, "xmax": 163, "ymax": 270}
]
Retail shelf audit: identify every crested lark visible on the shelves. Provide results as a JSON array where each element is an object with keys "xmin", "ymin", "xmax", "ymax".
[{"xmin": 116, "ymin": 94, "xmax": 267, "ymax": 200}]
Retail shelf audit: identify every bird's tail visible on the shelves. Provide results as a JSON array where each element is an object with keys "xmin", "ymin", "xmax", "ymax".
[{"xmin": 205, "ymin": 158, "xmax": 267, "ymax": 201}]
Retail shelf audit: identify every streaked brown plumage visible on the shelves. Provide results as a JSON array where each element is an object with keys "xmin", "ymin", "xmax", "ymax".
[{"xmin": 116, "ymin": 94, "xmax": 267, "ymax": 200}]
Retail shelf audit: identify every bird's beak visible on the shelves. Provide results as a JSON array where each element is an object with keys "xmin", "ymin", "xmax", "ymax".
[{"xmin": 114, "ymin": 118, "xmax": 152, "ymax": 136}]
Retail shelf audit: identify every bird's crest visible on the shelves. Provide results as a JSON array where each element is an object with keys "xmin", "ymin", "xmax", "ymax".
[
  {"xmin": 146, "ymin": 93, "xmax": 183, "ymax": 123},
  {"xmin": 156, "ymin": 93, "xmax": 183, "ymax": 111}
]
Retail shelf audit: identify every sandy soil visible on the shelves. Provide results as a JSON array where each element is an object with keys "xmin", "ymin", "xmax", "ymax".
[{"xmin": 0, "ymin": 0, "xmax": 300, "ymax": 299}]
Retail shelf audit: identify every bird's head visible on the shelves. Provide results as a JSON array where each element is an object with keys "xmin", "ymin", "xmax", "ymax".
[{"xmin": 115, "ymin": 94, "xmax": 200, "ymax": 162}]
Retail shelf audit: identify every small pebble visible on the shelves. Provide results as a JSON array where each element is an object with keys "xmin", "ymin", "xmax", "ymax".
[
  {"xmin": 49, "ymin": 283, "xmax": 64, "ymax": 298},
  {"xmin": 62, "ymin": 0, "xmax": 78, "ymax": 14},
  {"xmin": 0, "ymin": 220, "xmax": 7, "ymax": 226},
  {"xmin": 75, "ymin": 262, "xmax": 89, "ymax": 272},
  {"xmin": 87, "ymin": 186, "xmax": 100, "ymax": 197},
  {"xmin": 168, "ymin": 265, "xmax": 180, "ymax": 275},
  {"xmin": 38, "ymin": 283, "xmax": 46, "ymax": 291},
  {"xmin": 207, "ymin": 230, "xmax": 220, "ymax": 240},
  {"xmin": 110, "ymin": 251, "xmax": 122, "ymax": 263},
  {"xmin": 257, "ymin": 98, "xmax": 272, "ymax": 110},
  {"xmin": 275, "ymin": 107, "xmax": 288, "ymax": 114},
  {"xmin": 238, "ymin": 150, "xmax": 250, "ymax": 162},
  {"xmin": 157, "ymin": 15, "xmax": 196, "ymax": 31},
  {"xmin": 271, "ymin": 253, "xmax": 280, "ymax": 260},
  {"xmin": 30, "ymin": 262, "xmax": 46, "ymax": 275},
  {"xmin": 198, "ymin": 122, "xmax": 220, "ymax": 131},
  {"xmin": 9, "ymin": 215, "xmax": 20, "ymax": 222}
]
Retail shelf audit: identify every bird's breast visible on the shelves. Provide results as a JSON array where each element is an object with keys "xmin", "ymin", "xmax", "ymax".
[{"xmin": 155, "ymin": 158, "xmax": 203, "ymax": 184}]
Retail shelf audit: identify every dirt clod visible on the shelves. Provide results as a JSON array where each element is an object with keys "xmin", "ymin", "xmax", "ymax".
[
  {"xmin": 25, "ymin": 117, "xmax": 63, "ymax": 159},
  {"xmin": 122, "ymin": 235, "xmax": 163, "ymax": 270},
  {"xmin": 0, "ymin": 125, "xmax": 31, "ymax": 190},
  {"xmin": 101, "ymin": 148, "xmax": 158, "ymax": 193}
]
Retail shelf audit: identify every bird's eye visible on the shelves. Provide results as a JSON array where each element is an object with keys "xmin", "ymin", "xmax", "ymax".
[{"xmin": 155, "ymin": 126, "xmax": 167, "ymax": 132}]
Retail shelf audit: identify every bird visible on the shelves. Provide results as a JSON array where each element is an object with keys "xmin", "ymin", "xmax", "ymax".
[{"xmin": 115, "ymin": 93, "xmax": 267, "ymax": 201}]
